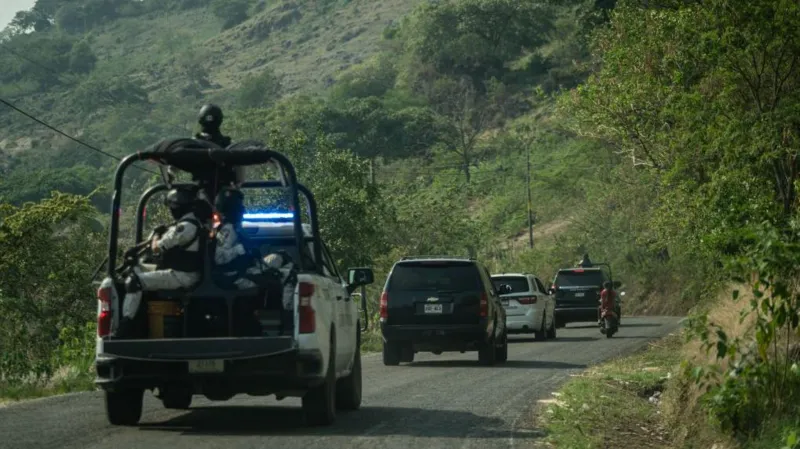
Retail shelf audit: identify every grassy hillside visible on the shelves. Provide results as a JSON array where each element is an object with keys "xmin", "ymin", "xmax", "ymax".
[{"xmin": 1, "ymin": 0, "xmax": 422, "ymax": 156}]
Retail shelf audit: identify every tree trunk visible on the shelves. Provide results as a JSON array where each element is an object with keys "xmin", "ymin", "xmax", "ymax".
[{"xmin": 462, "ymin": 153, "xmax": 471, "ymax": 183}]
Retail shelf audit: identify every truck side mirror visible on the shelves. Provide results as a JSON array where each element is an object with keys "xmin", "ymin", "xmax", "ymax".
[
  {"xmin": 613, "ymin": 280, "xmax": 622, "ymax": 289},
  {"xmin": 347, "ymin": 267, "xmax": 374, "ymax": 294}
]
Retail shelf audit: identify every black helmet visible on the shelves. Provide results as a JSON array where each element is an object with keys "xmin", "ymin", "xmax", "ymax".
[
  {"xmin": 164, "ymin": 187, "xmax": 197, "ymax": 219},
  {"xmin": 214, "ymin": 186, "xmax": 245, "ymax": 223},
  {"xmin": 198, "ymin": 104, "xmax": 223, "ymax": 128},
  {"xmin": 603, "ymin": 281, "xmax": 612, "ymax": 289}
]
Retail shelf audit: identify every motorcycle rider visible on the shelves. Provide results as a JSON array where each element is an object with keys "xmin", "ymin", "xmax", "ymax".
[
  {"xmin": 598, "ymin": 281, "xmax": 617, "ymax": 325},
  {"xmin": 116, "ymin": 186, "xmax": 204, "ymax": 337}
]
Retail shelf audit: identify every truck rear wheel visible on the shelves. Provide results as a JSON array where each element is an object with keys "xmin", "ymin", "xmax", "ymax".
[
  {"xmin": 105, "ymin": 388, "xmax": 144, "ymax": 426},
  {"xmin": 399, "ymin": 344, "xmax": 414, "ymax": 363},
  {"xmin": 546, "ymin": 315, "xmax": 557, "ymax": 339},
  {"xmin": 496, "ymin": 332, "xmax": 508, "ymax": 363},
  {"xmin": 382, "ymin": 340, "xmax": 401, "ymax": 366},
  {"xmin": 303, "ymin": 337, "xmax": 337, "ymax": 426},
  {"xmin": 478, "ymin": 336, "xmax": 497, "ymax": 366},
  {"xmin": 161, "ymin": 386, "xmax": 192, "ymax": 410},
  {"xmin": 534, "ymin": 314, "xmax": 547, "ymax": 341},
  {"xmin": 336, "ymin": 344, "xmax": 362, "ymax": 410}
]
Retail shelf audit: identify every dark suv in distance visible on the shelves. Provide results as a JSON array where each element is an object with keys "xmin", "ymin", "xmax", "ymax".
[
  {"xmin": 550, "ymin": 267, "xmax": 621, "ymax": 327},
  {"xmin": 379, "ymin": 256, "xmax": 508, "ymax": 366}
]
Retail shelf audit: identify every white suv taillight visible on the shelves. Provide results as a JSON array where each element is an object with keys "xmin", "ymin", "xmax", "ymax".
[{"xmin": 517, "ymin": 295, "xmax": 538, "ymax": 305}]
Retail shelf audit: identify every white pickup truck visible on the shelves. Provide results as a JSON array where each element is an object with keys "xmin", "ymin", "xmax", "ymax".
[{"xmin": 94, "ymin": 139, "xmax": 374, "ymax": 427}]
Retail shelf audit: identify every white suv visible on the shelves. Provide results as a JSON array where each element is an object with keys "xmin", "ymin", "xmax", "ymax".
[{"xmin": 491, "ymin": 273, "xmax": 556, "ymax": 341}]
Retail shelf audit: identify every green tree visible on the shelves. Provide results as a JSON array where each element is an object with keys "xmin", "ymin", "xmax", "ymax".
[
  {"xmin": 268, "ymin": 131, "xmax": 388, "ymax": 269},
  {"xmin": 400, "ymin": 0, "xmax": 555, "ymax": 88},
  {"xmin": 429, "ymin": 76, "xmax": 504, "ymax": 182},
  {"xmin": 559, "ymin": 0, "xmax": 800, "ymax": 261},
  {"xmin": 8, "ymin": 10, "xmax": 52, "ymax": 34},
  {"xmin": 55, "ymin": 4, "xmax": 86, "ymax": 34},
  {"xmin": 236, "ymin": 68, "xmax": 283, "ymax": 110},
  {"xmin": 329, "ymin": 56, "xmax": 398, "ymax": 103},
  {"xmin": 68, "ymin": 41, "xmax": 97, "ymax": 74},
  {"xmin": 0, "ymin": 192, "xmax": 104, "ymax": 383}
]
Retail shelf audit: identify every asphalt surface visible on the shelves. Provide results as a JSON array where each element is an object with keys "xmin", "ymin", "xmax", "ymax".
[{"xmin": 0, "ymin": 316, "xmax": 682, "ymax": 449}]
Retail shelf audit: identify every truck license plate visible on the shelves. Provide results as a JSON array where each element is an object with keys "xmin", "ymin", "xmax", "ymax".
[
  {"xmin": 188, "ymin": 359, "xmax": 225, "ymax": 373},
  {"xmin": 424, "ymin": 304, "xmax": 443, "ymax": 314},
  {"xmin": 575, "ymin": 292, "xmax": 585, "ymax": 297}
]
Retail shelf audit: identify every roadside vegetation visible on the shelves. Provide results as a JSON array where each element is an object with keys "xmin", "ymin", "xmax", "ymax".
[{"xmin": 1, "ymin": 0, "xmax": 800, "ymax": 447}]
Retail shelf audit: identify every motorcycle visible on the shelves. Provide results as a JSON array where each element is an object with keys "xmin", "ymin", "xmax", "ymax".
[{"xmin": 598, "ymin": 296, "xmax": 619, "ymax": 338}]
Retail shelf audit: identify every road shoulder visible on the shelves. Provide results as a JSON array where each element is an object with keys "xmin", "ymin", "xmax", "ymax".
[{"xmin": 532, "ymin": 333, "xmax": 682, "ymax": 448}]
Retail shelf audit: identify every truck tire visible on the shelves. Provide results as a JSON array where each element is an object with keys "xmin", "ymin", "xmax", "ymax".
[
  {"xmin": 399, "ymin": 344, "xmax": 414, "ymax": 363},
  {"xmin": 546, "ymin": 315, "xmax": 557, "ymax": 339},
  {"xmin": 105, "ymin": 388, "xmax": 144, "ymax": 426},
  {"xmin": 161, "ymin": 386, "xmax": 192, "ymax": 410},
  {"xmin": 382, "ymin": 340, "xmax": 401, "ymax": 366},
  {"xmin": 496, "ymin": 331, "xmax": 508, "ymax": 363},
  {"xmin": 336, "ymin": 334, "xmax": 362, "ymax": 411},
  {"xmin": 303, "ymin": 335, "xmax": 337, "ymax": 426},
  {"xmin": 478, "ymin": 336, "xmax": 497, "ymax": 366},
  {"xmin": 534, "ymin": 314, "xmax": 547, "ymax": 341}
]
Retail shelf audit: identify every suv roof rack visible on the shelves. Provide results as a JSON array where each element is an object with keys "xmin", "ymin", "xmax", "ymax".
[{"xmin": 400, "ymin": 255, "xmax": 475, "ymax": 261}]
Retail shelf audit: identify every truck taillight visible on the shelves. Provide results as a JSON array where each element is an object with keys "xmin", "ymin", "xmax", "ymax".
[
  {"xmin": 517, "ymin": 296, "xmax": 538, "ymax": 305},
  {"xmin": 480, "ymin": 292, "xmax": 488, "ymax": 317},
  {"xmin": 299, "ymin": 282, "xmax": 315, "ymax": 333},
  {"xmin": 97, "ymin": 286, "xmax": 112, "ymax": 337},
  {"xmin": 379, "ymin": 291, "xmax": 388, "ymax": 320}
]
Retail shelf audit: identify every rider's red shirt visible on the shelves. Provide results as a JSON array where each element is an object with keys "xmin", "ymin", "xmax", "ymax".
[{"xmin": 600, "ymin": 289, "xmax": 616, "ymax": 312}]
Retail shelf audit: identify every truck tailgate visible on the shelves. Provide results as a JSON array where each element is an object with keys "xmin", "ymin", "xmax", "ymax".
[{"xmin": 99, "ymin": 336, "xmax": 296, "ymax": 362}]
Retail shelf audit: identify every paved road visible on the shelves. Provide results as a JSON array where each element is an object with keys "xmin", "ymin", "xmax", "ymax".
[{"xmin": 1, "ymin": 316, "xmax": 682, "ymax": 449}]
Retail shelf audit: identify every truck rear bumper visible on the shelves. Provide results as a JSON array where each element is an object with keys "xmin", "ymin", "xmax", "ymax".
[
  {"xmin": 95, "ymin": 336, "xmax": 324, "ymax": 394},
  {"xmin": 381, "ymin": 323, "xmax": 489, "ymax": 351},
  {"xmin": 98, "ymin": 336, "xmax": 296, "ymax": 361},
  {"xmin": 555, "ymin": 307, "xmax": 599, "ymax": 323}
]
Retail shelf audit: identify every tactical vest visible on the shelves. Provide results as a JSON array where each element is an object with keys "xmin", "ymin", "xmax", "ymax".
[
  {"xmin": 211, "ymin": 222, "xmax": 283, "ymax": 294},
  {"xmin": 213, "ymin": 222, "xmax": 257, "ymax": 274},
  {"xmin": 156, "ymin": 217, "xmax": 204, "ymax": 272}
]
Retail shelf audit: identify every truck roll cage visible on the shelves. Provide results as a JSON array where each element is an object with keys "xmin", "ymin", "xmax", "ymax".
[
  {"xmin": 107, "ymin": 138, "xmax": 312, "ymax": 276},
  {"xmin": 134, "ymin": 180, "xmax": 323, "ymax": 274}
]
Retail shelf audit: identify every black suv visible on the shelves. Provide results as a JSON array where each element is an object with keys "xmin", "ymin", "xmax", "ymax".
[
  {"xmin": 550, "ymin": 267, "xmax": 621, "ymax": 327},
  {"xmin": 379, "ymin": 256, "xmax": 508, "ymax": 366}
]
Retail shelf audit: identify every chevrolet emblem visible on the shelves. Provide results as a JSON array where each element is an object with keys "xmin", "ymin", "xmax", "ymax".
[{"xmin": 426, "ymin": 297, "xmax": 439, "ymax": 302}]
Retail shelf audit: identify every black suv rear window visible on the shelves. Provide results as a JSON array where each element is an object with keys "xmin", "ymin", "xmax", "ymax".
[
  {"xmin": 491, "ymin": 277, "xmax": 530, "ymax": 293},
  {"xmin": 555, "ymin": 270, "xmax": 605, "ymax": 287},
  {"xmin": 388, "ymin": 262, "xmax": 482, "ymax": 291}
]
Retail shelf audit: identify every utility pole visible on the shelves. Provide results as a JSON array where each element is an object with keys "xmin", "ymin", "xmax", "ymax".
[{"xmin": 527, "ymin": 148, "xmax": 533, "ymax": 248}]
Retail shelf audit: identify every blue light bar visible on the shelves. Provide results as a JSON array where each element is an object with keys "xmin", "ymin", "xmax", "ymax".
[{"xmin": 242, "ymin": 212, "xmax": 294, "ymax": 220}]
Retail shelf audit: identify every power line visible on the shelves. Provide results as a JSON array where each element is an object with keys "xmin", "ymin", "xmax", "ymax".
[{"xmin": 0, "ymin": 96, "xmax": 159, "ymax": 175}]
